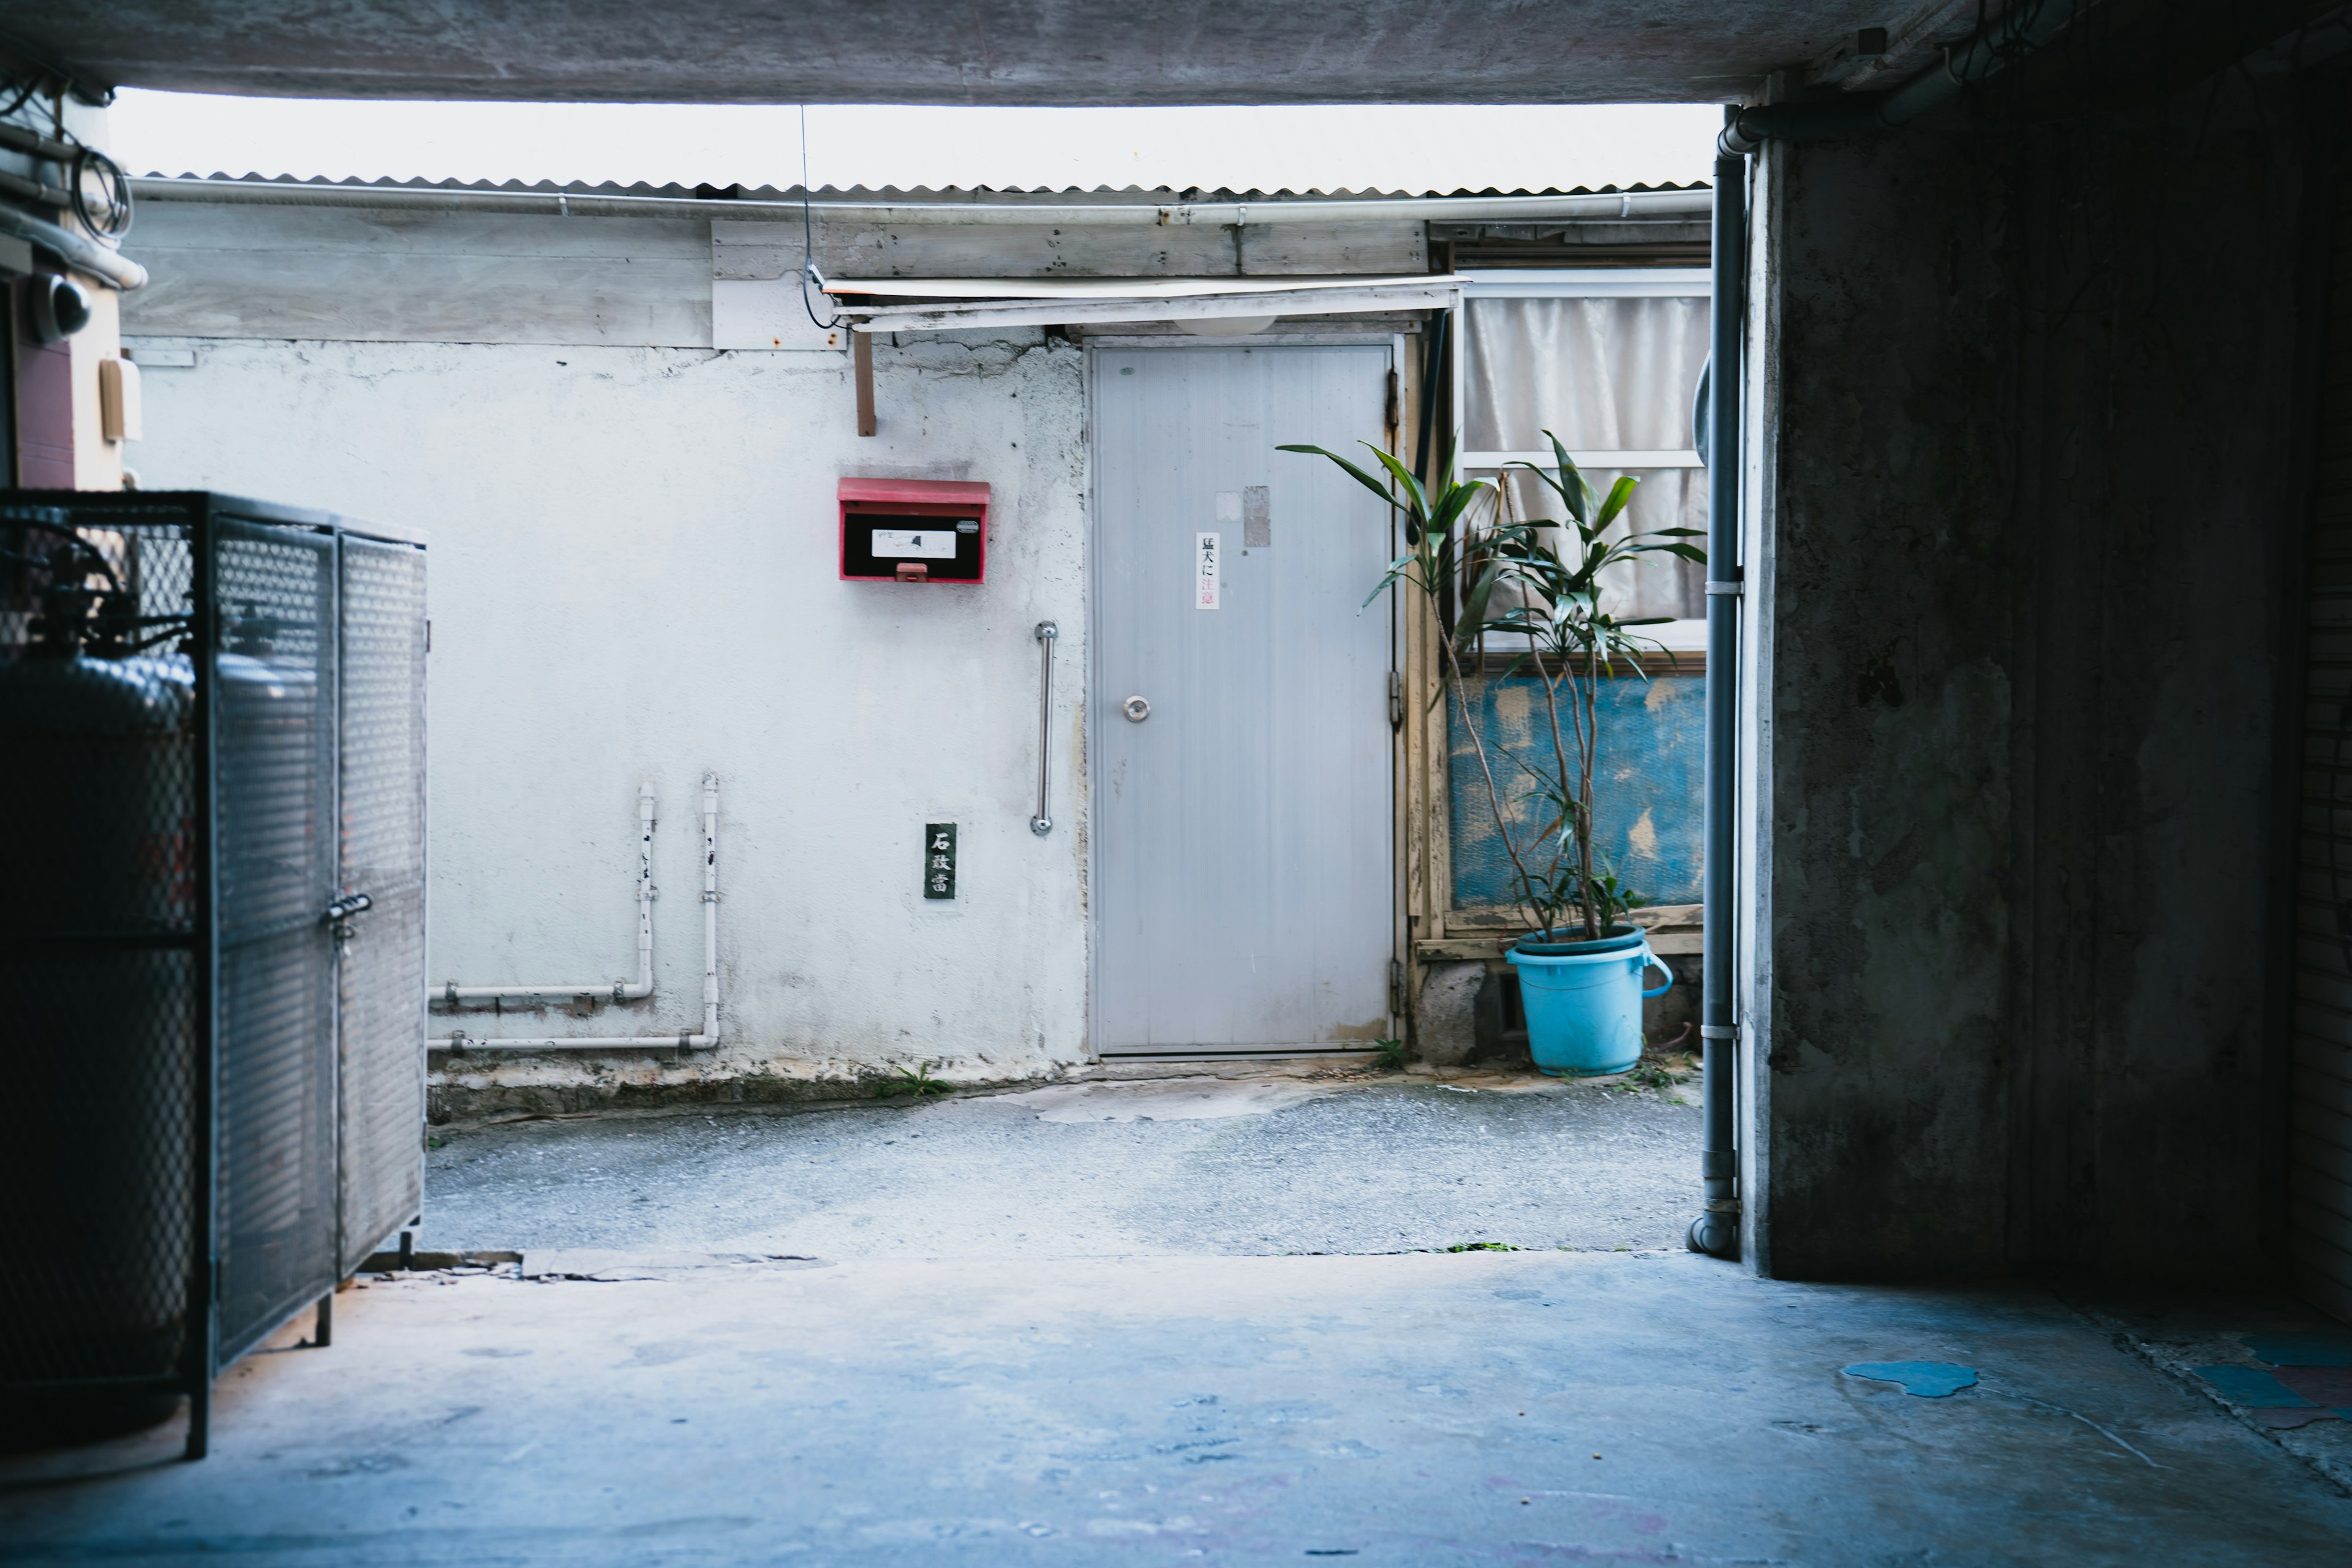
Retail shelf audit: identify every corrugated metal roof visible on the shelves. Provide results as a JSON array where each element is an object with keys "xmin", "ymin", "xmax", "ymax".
[{"xmin": 133, "ymin": 173, "xmax": 1709, "ymax": 203}]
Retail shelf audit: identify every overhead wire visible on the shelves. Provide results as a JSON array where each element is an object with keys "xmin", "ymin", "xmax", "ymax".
[
  {"xmin": 799, "ymin": 104, "xmax": 841, "ymax": 331},
  {"xmin": 0, "ymin": 61, "xmax": 131, "ymax": 243}
]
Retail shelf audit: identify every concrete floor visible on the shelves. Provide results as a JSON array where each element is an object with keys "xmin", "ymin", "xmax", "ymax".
[
  {"xmin": 10, "ymin": 1069, "xmax": 2350, "ymax": 1563},
  {"xmin": 5, "ymin": 1251, "xmax": 2350, "ymax": 1564},
  {"xmin": 420, "ymin": 1068, "xmax": 1705, "ymax": 1257}
]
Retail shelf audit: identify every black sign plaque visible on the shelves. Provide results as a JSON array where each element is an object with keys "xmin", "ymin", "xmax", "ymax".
[{"xmin": 923, "ymin": 822, "xmax": 957, "ymax": 899}]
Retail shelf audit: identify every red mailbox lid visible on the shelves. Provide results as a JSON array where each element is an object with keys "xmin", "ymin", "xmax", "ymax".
[{"xmin": 839, "ymin": 477, "xmax": 992, "ymax": 508}]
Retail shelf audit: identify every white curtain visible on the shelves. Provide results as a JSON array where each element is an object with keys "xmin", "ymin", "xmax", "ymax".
[
  {"xmin": 1464, "ymin": 295, "xmax": 1709, "ymax": 453},
  {"xmin": 1463, "ymin": 296, "xmax": 1709, "ymax": 625}
]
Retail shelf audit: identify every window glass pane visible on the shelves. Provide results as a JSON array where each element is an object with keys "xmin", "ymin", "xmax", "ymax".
[{"xmin": 1463, "ymin": 295, "xmax": 1709, "ymax": 453}]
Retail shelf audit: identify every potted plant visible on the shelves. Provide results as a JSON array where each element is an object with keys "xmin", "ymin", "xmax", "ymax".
[{"xmin": 1280, "ymin": 432, "xmax": 1705, "ymax": 1074}]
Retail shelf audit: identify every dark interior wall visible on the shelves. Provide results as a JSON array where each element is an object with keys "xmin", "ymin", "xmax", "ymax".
[
  {"xmin": 12, "ymin": 270, "xmax": 74, "ymax": 488},
  {"xmin": 1763, "ymin": 59, "xmax": 2333, "ymax": 1281}
]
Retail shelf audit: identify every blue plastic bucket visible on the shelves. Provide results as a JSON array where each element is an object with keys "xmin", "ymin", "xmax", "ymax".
[{"xmin": 1507, "ymin": 926, "xmax": 1673, "ymax": 1077}]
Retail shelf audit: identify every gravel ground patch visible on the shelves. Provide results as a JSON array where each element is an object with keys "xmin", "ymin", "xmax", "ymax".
[{"xmin": 420, "ymin": 1068, "xmax": 1702, "ymax": 1258}]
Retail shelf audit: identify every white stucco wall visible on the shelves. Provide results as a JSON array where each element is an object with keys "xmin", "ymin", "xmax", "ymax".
[{"xmin": 124, "ymin": 333, "xmax": 1092, "ymax": 1103}]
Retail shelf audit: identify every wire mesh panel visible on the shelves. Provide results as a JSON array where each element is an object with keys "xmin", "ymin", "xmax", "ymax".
[
  {"xmin": 337, "ymin": 537, "xmax": 427, "ymax": 1273},
  {"xmin": 1, "ymin": 492, "xmax": 423, "ymax": 1452},
  {"xmin": 0, "ymin": 503, "xmax": 201, "ymax": 1406},
  {"xmin": 212, "ymin": 517, "xmax": 339, "ymax": 1365}
]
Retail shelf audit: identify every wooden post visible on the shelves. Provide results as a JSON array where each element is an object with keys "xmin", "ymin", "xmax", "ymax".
[{"xmin": 853, "ymin": 330, "xmax": 876, "ymax": 437}]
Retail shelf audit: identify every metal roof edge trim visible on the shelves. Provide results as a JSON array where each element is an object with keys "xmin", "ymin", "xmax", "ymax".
[
  {"xmin": 128, "ymin": 175, "xmax": 1711, "ymax": 202},
  {"xmin": 127, "ymin": 176, "xmax": 1712, "ymax": 227}
]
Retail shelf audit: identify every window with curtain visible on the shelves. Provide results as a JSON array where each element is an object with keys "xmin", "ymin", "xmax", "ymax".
[
  {"xmin": 1458, "ymin": 285, "xmax": 1710, "ymax": 643},
  {"xmin": 1446, "ymin": 277, "xmax": 1713, "ymax": 909}
]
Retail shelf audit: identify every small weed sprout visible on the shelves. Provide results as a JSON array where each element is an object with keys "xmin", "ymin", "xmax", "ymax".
[
  {"xmin": 1616, "ymin": 1062, "xmax": 1675, "ymax": 1095},
  {"xmin": 1372, "ymin": 1038, "xmax": 1408, "ymax": 1071},
  {"xmin": 878, "ymin": 1063, "xmax": 952, "ymax": 1099}
]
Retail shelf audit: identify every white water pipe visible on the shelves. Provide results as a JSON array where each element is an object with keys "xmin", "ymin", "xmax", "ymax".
[
  {"xmin": 438, "ymin": 774, "xmax": 720, "ymax": 1052},
  {"xmin": 0, "ymin": 204, "xmax": 149, "ymax": 291},
  {"xmin": 436, "ymin": 780, "xmax": 657, "ymax": 1003}
]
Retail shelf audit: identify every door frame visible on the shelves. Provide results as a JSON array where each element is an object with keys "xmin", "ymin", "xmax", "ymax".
[{"xmin": 1083, "ymin": 333, "xmax": 1411, "ymax": 1058}]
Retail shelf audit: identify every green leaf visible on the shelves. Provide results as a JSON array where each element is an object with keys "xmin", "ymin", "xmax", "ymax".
[
  {"xmin": 1547, "ymin": 431, "xmax": 1595, "ymax": 524},
  {"xmin": 1364, "ymin": 443, "xmax": 1432, "ymax": 522},
  {"xmin": 1362, "ymin": 575, "xmax": 1408, "ymax": 611},
  {"xmin": 1280, "ymin": 442, "xmax": 1406, "ymax": 516},
  {"xmin": 1426, "ymin": 475, "xmax": 1490, "ymax": 541},
  {"xmin": 1596, "ymin": 474, "xmax": 1640, "ymax": 527}
]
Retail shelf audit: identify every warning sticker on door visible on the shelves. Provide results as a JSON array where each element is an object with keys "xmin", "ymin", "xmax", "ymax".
[{"xmin": 1196, "ymin": 531, "xmax": 1221, "ymax": 610}]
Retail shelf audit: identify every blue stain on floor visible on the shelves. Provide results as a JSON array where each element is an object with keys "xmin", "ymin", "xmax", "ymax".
[
  {"xmin": 2241, "ymin": 1333, "xmax": 2352, "ymax": 1368},
  {"xmin": 2192, "ymin": 1355, "xmax": 2352, "ymax": 1427},
  {"xmin": 1842, "ymin": 1362, "xmax": 1978, "ymax": 1398},
  {"xmin": 2190, "ymin": 1365, "xmax": 2316, "ymax": 1409}
]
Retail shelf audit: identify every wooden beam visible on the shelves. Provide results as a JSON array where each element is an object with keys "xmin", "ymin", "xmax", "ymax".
[
  {"xmin": 1447, "ymin": 902, "xmax": 1701, "ymax": 930},
  {"xmin": 853, "ymin": 330, "xmax": 875, "ymax": 437},
  {"xmin": 1415, "ymin": 930, "xmax": 1702, "ymax": 962}
]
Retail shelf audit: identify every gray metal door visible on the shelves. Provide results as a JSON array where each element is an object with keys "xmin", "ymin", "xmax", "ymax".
[{"xmin": 1093, "ymin": 344, "xmax": 1396, "ymax": 1053}]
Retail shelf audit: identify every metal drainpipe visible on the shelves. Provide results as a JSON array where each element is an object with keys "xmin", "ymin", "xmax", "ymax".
[{"xmin": 1690, "ymin": 115, "xmax": 1747, "ymax": 1259}]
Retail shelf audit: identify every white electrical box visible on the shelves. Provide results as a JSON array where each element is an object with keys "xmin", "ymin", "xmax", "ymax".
[{"xmin": 97, "ymin": 356, "xmax": 143, "ymax": 443}]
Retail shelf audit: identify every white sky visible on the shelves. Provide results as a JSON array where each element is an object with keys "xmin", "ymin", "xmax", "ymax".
[{"xmin": 105, "ymin": 92, "xmax": 1720, "ymax": 195}]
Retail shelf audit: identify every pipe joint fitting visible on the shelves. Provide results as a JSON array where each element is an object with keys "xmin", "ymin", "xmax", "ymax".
[{"xmin": 1687, "ymin": 1210, "xmax": 1740, "ymax": 1257}]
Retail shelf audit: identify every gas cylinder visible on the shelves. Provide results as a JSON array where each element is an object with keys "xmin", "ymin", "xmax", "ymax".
[{"xmin": 0, "ymin": 645, "xmax": 199, "ymax": 1439}]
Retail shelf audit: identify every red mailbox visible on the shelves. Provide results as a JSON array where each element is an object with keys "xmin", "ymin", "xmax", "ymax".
[{"xmin": 839, "ymin": 477, "xmax": 990, "ymax": 584}]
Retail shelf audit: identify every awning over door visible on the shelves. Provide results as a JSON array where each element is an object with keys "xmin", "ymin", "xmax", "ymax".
[{"xmin": 827, "ymin": 274, "xmax": 1466, "ymax": 333}]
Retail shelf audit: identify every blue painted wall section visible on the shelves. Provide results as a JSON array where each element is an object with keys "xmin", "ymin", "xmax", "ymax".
[{"xmin": 1449, "ymin": 670, "xmax": 1704, "ymax": 908}]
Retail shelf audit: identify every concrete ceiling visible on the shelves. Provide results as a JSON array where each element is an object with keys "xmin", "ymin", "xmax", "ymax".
[{"xmin": 13, "ymin": 3, "xmax": 1891, "ymax": 105}]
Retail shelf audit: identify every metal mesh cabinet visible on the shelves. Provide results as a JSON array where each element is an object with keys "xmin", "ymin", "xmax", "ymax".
[{"xmin": 0, "ymin": 491, "xmax": 426, "ymax": 1458}]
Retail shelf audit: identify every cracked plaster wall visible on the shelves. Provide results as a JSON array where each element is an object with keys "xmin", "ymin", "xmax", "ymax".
[{"xmin": 124, "ymin": 331, "xmax": 1092, "ymax": 1111}]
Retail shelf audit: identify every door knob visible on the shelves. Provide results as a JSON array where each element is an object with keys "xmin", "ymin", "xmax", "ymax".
[{"xmin": 1122, "ymin": 695, "xmax": 1151, "ymax": 723}]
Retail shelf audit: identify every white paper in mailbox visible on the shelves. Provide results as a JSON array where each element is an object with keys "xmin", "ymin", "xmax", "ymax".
[{"xmin": 872, "ymin": 528, "xmax": 959, "ymax": 559}]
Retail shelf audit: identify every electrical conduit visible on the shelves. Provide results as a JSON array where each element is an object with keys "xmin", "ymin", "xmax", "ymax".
[{"xmin": 437, "ymin": 774, "xmax": 721, "ymax": 1051}]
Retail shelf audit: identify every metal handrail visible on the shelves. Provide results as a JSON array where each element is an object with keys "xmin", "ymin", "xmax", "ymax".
[{"xmin": 1031, "ymin": 622, "xmax": 1058, "ymax": 835}]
